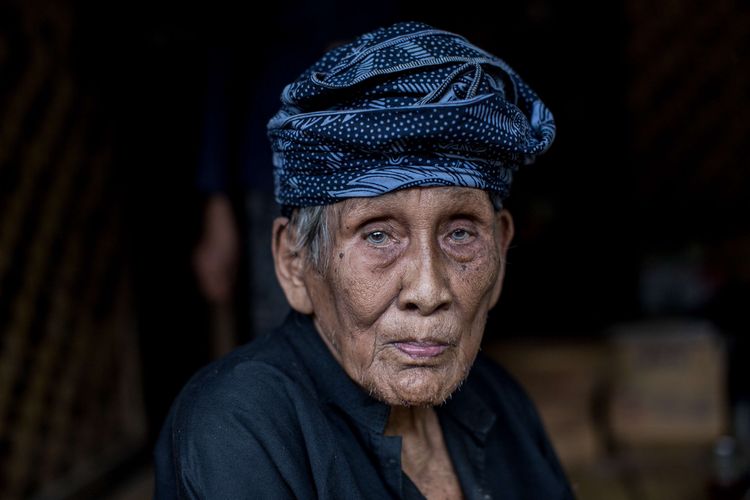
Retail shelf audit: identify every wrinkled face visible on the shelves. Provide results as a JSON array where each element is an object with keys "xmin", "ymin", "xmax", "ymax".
[{"xmin": 298, "ymin": 187, "xmax": 513, "ymax": 407}]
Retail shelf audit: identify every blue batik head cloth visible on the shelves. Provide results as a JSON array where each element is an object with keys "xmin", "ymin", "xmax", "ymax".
[{"xmin": 267, "ymin": 21, "xmax": 555, "ymax": 210}]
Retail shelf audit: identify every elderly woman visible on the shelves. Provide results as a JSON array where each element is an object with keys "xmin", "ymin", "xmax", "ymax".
[{"xmin": 155, "ymin": 22, "xmax": 573, "ymax": 499}]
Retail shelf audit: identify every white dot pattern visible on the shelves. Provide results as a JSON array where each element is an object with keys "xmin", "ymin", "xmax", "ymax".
[{"xmin": 267, "ymin": 21, "xmax": 556, "ymax": 208}]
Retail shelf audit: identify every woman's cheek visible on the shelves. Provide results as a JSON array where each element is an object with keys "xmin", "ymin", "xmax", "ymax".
[
  {"xmin": 451, "ymin": 248, "xmax": 500, "ymax": 305},
  {"xmin": 337, "ymin": 255, "xmax": 399, "ymax": 324}
]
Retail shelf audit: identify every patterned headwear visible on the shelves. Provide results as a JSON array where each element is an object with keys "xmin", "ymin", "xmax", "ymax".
[{"xmin": 267, "ymin": 21, "xmax": 555, "ymax": 210}]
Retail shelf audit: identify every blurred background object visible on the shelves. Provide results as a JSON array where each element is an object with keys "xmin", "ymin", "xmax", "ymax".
[
  {"xmin": 1, "ymin": 0, "xmax": 749, "ymax": 498},
  {"xmin": 0, "ymin": 1, "xmax": 148, "ymax": 498},
  {"xmin": 607, "ymin": 321, "xmax": 726, "ymax": 447}
]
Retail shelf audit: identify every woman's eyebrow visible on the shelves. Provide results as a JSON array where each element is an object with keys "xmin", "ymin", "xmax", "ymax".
[{"xmin": 342, "ymin": 198, "xmax": 400, "ymax": 220}]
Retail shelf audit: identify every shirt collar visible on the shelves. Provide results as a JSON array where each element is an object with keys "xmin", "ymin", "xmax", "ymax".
[
  {"xmin": 285, "ymin": 311, "xmax": 391, "ymax": 434},
  {"xmin": 440, "ymin": 369, "xmax": 497, "ymax": 443}
]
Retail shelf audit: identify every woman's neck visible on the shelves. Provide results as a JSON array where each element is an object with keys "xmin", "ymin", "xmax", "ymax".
[
  {"xmin": 385, "ymin": 405, "xmax": 464, "ymax": 499},
  {"xmin": 385, "ymin": 405, "xmax": 433, "ymax": 440}
]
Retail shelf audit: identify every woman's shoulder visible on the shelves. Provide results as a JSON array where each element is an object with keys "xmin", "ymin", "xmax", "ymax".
[
  {"xmin": 173, "ymin": 329, "xmax": 311, "ymax": 428},
  {"xmin": 153, "ymin": 331, "xmax": 318, "ymax": 498}
]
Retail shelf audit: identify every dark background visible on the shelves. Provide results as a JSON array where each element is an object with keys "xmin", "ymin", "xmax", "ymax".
[{"xmin": 1, "ymin": 0, "xmax": 748, "ymax": 497}]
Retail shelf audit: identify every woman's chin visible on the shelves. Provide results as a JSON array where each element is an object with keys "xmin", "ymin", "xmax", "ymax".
[{"xmin": 368, "ymin": 369, "xmax": 465, "ymax": 407}]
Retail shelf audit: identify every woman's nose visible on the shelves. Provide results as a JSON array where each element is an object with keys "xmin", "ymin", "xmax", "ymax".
[{"xmin": 396, "ymin": 238, "xmax": 452, "ymax": 315}]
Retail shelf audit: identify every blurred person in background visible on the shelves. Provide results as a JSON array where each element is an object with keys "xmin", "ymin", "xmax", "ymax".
[{"xmin": 192, "ymin": 3, "xmax": 397, "ymax": 350}]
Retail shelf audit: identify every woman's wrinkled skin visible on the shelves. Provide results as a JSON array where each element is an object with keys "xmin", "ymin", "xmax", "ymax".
[{"xmin": 273, "ymin": 186, "xmax": 514, "ymax": 407}]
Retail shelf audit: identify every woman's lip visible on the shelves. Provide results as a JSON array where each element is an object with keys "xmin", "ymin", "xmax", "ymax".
[{"xmin": 392, "ymin": 341, "xmax": 449, "ymax": 358}]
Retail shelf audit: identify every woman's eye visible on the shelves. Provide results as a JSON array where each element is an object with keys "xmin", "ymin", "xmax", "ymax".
[
  {"xmin": 366, "ymin": 231, "xmax": 389, "ymax": 245},
  {"xmin": 450, "ymin": 229, "xmax": 470, "ymax": 241}
]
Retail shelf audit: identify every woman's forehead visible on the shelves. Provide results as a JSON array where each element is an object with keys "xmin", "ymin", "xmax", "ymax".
[{"xmin": 338, "ymin": 187, "xmax": 493, "ymax": 219}]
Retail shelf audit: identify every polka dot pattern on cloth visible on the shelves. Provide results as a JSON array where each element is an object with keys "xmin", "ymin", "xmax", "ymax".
[{"xmin": 267, "ymin": 21, "xmax": 555, "ymax": 209}]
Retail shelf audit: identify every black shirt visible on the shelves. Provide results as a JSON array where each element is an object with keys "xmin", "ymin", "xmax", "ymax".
[{"xmin": 154, "ymin": 312, "xmax": 575, "ymax": 499}]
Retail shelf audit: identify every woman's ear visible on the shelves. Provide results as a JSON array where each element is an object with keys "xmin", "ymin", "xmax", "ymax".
[
  {"xmin": 488, "ymin": 208, "xmax": 515, "ymax": 308},
  {"xmin": 272, "ymin": 217, "xmax": 314, "ymax": 314},
  {"xmin": 496, "ymin": 208, "xmax": 515, "ymax": 257}
]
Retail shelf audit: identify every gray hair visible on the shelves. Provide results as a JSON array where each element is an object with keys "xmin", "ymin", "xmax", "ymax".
[
  {"xmin": 285, "ymin": 191, "xmax": 503, "ymax": 273},
  {"xmin": 286, "ymin": 204, "xmax": 336, "ymax": 273}
]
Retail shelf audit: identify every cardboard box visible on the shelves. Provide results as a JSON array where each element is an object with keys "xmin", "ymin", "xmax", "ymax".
[
  {"xmin": 485, "ymin": 339, "xmax": 607, "ymax": 467},
  {"xmin": 607, "ymin": 320, "xmax": 727, "ymax": 445}
]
